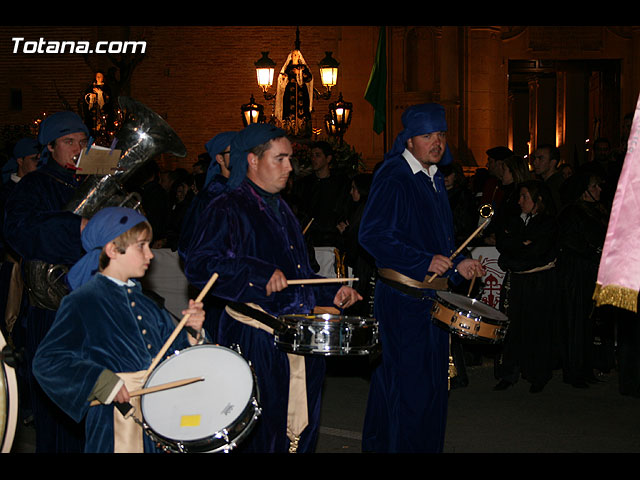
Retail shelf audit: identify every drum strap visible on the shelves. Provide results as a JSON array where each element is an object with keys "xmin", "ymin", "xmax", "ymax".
[
  {"xmin": 227, "ymin": 301, "xmax": 287, "ymax": 332},
  {"xmin": 224, "ymin": 303, "xmax": 309, "ymax": 451},
  {"xmin": 113, "ymin": 370, "xmax": 146, "ymax": 453},
  {"xmin": 378, "ymin": 268, "xmax": 449, "ymax": 298}
]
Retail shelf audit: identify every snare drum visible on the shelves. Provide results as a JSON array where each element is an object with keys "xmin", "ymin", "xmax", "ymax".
[
  {"xmin": 431, "ymin": 291, "xmax": 508, "ymax": 343},
  {"xmin": 140, "ymin": 344, "xmax": 260, "ymax": 453},
  {"xmin": 274, "ymin": 314, "xmax": 379, "ymax": 356}
]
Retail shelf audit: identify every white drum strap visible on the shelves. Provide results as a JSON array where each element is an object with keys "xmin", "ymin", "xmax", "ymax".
[
  {"xmin": 225, "ymin": 304, "xmax": 308, "ymax": 451},
  {"xmin": 113, "ymin": 370, "xmax": 146, "ymax": 453}
]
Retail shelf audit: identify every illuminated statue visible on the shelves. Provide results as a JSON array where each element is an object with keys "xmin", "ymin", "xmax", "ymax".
[
  {"xmin": 275, "ymin": 49, "xmax": 314, "ymax": 137},
  {"xmin": 82, "ymin": 71, "xmax": 114, "ymax": 142}
]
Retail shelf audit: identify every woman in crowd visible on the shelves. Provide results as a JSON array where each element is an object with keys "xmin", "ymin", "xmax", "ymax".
[
  {"xmin": 337, "ymin": 173, "xmax": 375, "ymax": 316},
  {"xmin": 557, "ymin": 171, "xmax": 609, "ymax": 388},
  {"xmin": 483, "ymin": 155, "xmax": 533, "ymax": 247},
  {"xmin": 494, "ymin": 180, "xmax": 559, "ymax": 393}
]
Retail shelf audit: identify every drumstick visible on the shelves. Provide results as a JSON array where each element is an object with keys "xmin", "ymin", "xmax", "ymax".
[
  {"xmin": 302, "ymin": 217, "xmax": 314, "ymax": 235},
  {"xmin": 89, "ymin": 376, "xmax": 204, "ymax": 407},
  {"xmin": 427, "ymin": 217, "xmax": 491, "ymax": 283},
  {"xmin": 144, "ymin": 272, "xmax": 219, "ymax": 378},
  {"xmin": 287, "ymin": 277, "xmax": 358, "ymax": 285},
  {"xmin": 467, "ymin": 255, "xmax": 483, "ymax": 296}
]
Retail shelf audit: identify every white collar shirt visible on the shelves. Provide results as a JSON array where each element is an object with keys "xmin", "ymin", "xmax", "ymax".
[{"xmin": 402, "ymin": 148, "xmax": 439, "ymax": 189}]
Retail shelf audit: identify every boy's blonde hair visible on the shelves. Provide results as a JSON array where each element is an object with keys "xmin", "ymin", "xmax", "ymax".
[{"xmin": 98, "ymin": 221, "xmax": 153, "ymax": 270}]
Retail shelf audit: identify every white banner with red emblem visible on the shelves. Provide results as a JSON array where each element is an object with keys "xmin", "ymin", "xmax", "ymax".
[{"xmin": 470, "ymin": 246, "xmax": 505, "ymax": 309}]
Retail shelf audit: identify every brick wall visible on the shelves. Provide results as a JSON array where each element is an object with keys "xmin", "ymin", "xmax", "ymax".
[{"xmin": 1, "ymin": 26, "xmax": 379, "ymax": 171}]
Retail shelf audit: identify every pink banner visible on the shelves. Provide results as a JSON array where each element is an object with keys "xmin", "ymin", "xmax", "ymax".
[{"xmin": 594, "ymin": 93, "xmax": 640, "ymax": 312}]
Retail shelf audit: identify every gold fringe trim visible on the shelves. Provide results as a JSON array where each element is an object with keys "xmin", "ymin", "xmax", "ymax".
[
  {"xmin": 593, "ymin": 283, "xmax": 638, "ymax": 313},
  {"xmin": 288, "ymin": 435, "xmax": 300, "ymax": 453}
]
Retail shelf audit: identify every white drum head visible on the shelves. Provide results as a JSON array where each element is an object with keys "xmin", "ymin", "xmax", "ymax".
[{"xmin": 141, "ymin": 345, "xmax": 254, "ymax": 443}]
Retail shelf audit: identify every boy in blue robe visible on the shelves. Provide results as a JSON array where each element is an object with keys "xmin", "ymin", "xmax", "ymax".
[
  {"xmin": 183, "ymin": 123, "xmax": 361, "ymax": 453},
  {"xmin": 358, "ymin": 103, "xmax": 484, "ymax": 453},
  {"xmin": 33, "ymin": 207, "xmax": 206, "ymax": 453}
]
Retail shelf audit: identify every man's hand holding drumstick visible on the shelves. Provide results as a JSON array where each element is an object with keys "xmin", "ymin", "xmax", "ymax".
[
  {"xmin": 427, "ymin": 255, "xmax": 484, "ymax": 281},
  {"xmin": 265, "ymin": 268, "xmax": 362, "ymax": 308}
]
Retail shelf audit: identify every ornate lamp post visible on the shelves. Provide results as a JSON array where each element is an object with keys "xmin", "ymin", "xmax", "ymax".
[
  {"xmin": 325, "ymin": 93, "xmax": 353, "ymax": 143},
  {"xmin": 252, "ymin": 27, "xmax": 347, "ymax": 138},
  {"xmin": 240, "ymin": 94, "xmax": 265, "ymax": 126},
  {"xmin": 315, "ymin": 51, "xmax": 339, "ymax": 100},
  {"xmin": 255, "ymin": 51, "xmax": 276, "ymax": 101}
]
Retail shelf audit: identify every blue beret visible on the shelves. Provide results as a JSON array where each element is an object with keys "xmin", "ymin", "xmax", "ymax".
[
  {"xmin": 203, "ymin": 131, "xmax": 237, "ymax": 189},
  {"xmin": 38, "ymin": 111, "xmax": 89, "ymax": 145},
  {"xmin": 387, "ymin": 103, "xmax": 453, "ymax": 165},
  {"xmin": 12, "ymin": 137, "xmax": 40, "ymax": 159},
  {"xmin": 67, "ymin": 207, "xmax": 148, "ymax": 290},
  {"xmin": 227, "ymin": 123, "xmax": 286, "ymax": 189}
]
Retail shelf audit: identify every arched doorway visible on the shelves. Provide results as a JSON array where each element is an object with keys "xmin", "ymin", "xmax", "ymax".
[{"xmin": 508, "ymin": 59, "xmax": 621, "ymax": 169}]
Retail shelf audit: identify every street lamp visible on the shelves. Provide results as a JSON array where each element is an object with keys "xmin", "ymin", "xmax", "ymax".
[
  {"xmin": 241, "ymin": 94, "xmax": 265, "ymax": 126},
  {"xmin": 328, "ymin": 93, "xmax": 352, "ymax": 134},
  {"xmin": 315, "ymin": 51, "xmax": 339, "ymax": 100},
  {"xmin": 254, "ymin": 51, "xmax": 276, "ymax": 100}
]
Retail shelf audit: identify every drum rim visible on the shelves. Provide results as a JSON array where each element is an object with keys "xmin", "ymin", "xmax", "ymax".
[
  {"xmin": 278, "ymin": 313, "xmax": 377, "ymax": 324},
  {"xmin": 141, "ymin": 344, "xmax": 260, "ymax": 451},
  {"xmin": 435, "ymin": 291, "xmax": 508, "ymax": 323},
  {"xmin": 147, "ymin": 391, "xmax": 261, "ymax": 452},
  {"xmin": 1, "ymin": 333, "xmax": 18, "ymax": 454}
]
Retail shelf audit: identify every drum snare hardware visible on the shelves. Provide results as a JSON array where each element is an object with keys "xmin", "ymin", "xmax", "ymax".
[
  {"xmin": 275, "ymin": 314, "xmax": 379, "ymax": 356},
  {"xmin": 431, "ymin": 291, "xmax": 509, "ymax": 343}
]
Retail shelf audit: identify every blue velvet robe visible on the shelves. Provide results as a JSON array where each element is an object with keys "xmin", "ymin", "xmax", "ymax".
[
  {"xmin": 178, "ymin": 174, "xmax": 229, "ymax": 343},
  {"xmin": 183, "ymin": 179, "xmax": 339, "ymax": 453},
  {"xmin": 358, "ymin": 152, "xmax": 464, "ymax": 453},
  {"xmin": 32, "ymin": 273, "xmax": 193, "ymax": 453},
  {"xmin": 3, "ymin": 162, "xmax": 83, "ymax": 265},
  {"xmin": 178, "ymin": 173, "xmax": 228, "ymax": 262},
  {"xmin": 3, "ymin": 161, "xmax": 86, "ymax": 452}
]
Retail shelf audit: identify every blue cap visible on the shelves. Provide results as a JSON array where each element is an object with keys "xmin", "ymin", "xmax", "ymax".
[
  {"xmin": 2, "ymin": 138, "xmax": 41, "ymax": 182},
  {"xmin": 227, "ymin": 123, "xmax": 286, "ymax": 189},
  {"xmin": 67, "ymin": 207, "xmax": 148, "ymax": 290},
  {"xmin": 12, "ymin": 137, "xmax": 40, "ymax": 159},
  {"xmin": 38, "ymin": 111, "xmax": 88, "ymax": 145},
  {"xmin": 203, "ymin": 131, "xmax": 237, "ymax": 189},
  {"xmin": 37, "ymin": 111, "xmax": 89, "ymax": 165},
  {"xmin": 387, "ymin": 103, "xmax": 453, "ymax": 165}
]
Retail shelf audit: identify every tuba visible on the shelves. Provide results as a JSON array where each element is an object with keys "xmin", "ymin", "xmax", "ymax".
[{"xmin": 22, "ymin": 97, "xmax": 187, "ymax": 310}]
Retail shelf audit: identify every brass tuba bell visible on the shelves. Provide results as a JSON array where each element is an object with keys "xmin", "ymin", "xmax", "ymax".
[{"xmin": 22, "ymin": 97, "xmax": 187, "ymax": 311}]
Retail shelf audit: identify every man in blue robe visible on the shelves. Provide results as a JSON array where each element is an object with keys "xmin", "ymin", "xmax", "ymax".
[
  {"xmin": 183, "ymin": 123, "xmax": 361, "ymax": 453},
  {"xmin": 178, "ymin": 130, "xmax": 237, "ymax": 262},
  {"xmin": 0, "ymin": 137, "xmax": 40, "ymax": 425},
  {"xmin": 178, "ymin": 131, "xmax": 237, "ymax": 343},
  {"xmin": 358, "ymin": 103, "xmax": 483, "ymax": 453},
  {"xmin": 3, "ymin": 111, "xmax": 90, "ymax": 452}
]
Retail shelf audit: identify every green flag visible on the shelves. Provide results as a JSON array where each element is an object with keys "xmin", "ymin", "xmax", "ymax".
[{"xmin": 364, "ymin": 26, "xmax": 387, "ymax": 135}]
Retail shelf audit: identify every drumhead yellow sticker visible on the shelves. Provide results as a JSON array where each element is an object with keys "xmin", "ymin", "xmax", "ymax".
[{"xmin": 180, "ymin": 414, "xmax": 201, "ymax": 427}]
